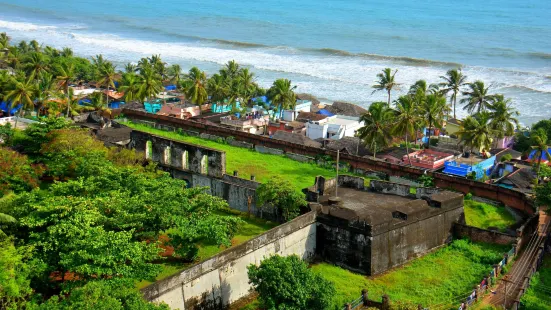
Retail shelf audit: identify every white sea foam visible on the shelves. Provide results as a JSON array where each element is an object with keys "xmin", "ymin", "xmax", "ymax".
[{"xmin": 1, "ymin": 18, "xmax": 550, "ymax": 125}]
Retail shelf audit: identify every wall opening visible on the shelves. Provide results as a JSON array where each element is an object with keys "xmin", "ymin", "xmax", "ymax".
[
  {"xmin": 182, "ymin": 151, "xmax": 189, "ymax": 170},
  {"xmin": 146, "ymin": 141, "xmax": 152, "ymax": 159},
  {"xmin": 201, "ymin": 154, "xmax": 208, "ymax": 175},
  {"xmin": 163, "ymin": 146, "xmax": 171, "ymax": 165}
]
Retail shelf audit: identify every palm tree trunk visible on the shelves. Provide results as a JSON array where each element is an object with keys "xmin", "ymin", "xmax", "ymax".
[
  {"xmin": 65, "ymin": 86, "xmax": 70, "ymax": 117},
  {"xmin": 373, "ymin": 142, "xmax": 377, "ymax": 160},
  {"xmin": 14, "ymin": 106, "xmax": 22, "ymax": 129},
  {"xmin": 537, "ymin": 153, "xmax": 543, "ymax": 184},
  {"xmin": 387, "ymin": 89, "xmax": 391, "ymax": 106},
  {"xmin": 405, "ymin": 133, "xmax": 412, "ymax": 166},
  {"xmin": 453, "ymin": 92, "xmax": 457, "ymax": 119}
]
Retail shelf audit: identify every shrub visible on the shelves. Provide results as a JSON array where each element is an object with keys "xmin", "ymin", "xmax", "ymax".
[
  {"xmin": 248, "ymin": 255, "xmax": 335, "ymax": 310},
  {"xmin": 418, "ymin": 175, "xmax": 434, "ymax": 187},
  {"xmin": 0, "ymin": 147, "xmax": 43, "ymax": 196},
  {"xmin": 429, "ymin": 138, "xmax": 439, "ymax": 146},
  {"xmin": 465, "ymin": 193, "xmax": 473, "ymax": 200},
  {"xmin": 500, "ymin": 154, "xmax": 512, "ymax": 162},
  {"xmin": 257, "ymin": 177, "xmax": 307, "ymax": 221}
]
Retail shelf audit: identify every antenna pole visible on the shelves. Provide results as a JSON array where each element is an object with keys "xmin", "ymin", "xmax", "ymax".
[{"xmin": 336, "ymin": 149, "xmax": 340, "ymax": 197}]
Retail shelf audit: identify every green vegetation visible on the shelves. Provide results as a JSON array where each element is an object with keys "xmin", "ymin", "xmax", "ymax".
[
  {"xmin": 122, "ymin": 121, "xmax": 338, "ymax": 191},
  {"xmin": 311, "ymin": 239, "xmax": 510, "ymax": 309},
  {"xmin": 248, "ymin": 255, "xmax": 336, "ymax": 310},
  {"xmin": 520, "ymin": 254, "xmax": 551, "ymax": 310},
  {"xmin": 463, "ymin": 200, "xmax": 516, "ymax": 231},
  {"xmin": 0, "ymin": 119, "xmax": 274, "ymax": 308}
]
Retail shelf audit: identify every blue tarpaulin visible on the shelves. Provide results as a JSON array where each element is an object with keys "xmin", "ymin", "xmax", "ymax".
[
  {"xmin": 317, "ymin": 109, "xmax": 335, "ymax": 116},
  {"xmin": 528, "ymin": 148, "xmax": 551, "ymax": 161},
  {"xmin": 108, "ymin": 101, "xmax": 124, "ymax": 109},
  {"xmin": 165, "ymin": 85, "xmax": 177, "ymax": 91},
  {"xmin": 0, "ymin": 101, "xmax": 22, "ymax": 115},
  {"xmin": 78, "ymin": 99, "xmax": 92, "ymax": 106}
]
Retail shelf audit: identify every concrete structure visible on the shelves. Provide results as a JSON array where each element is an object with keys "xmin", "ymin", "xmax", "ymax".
[
  {"xmin": 445, "ymin": 118, "xmax": 462, "ymax": 136},
  {"xmin": 443, "ymin": 155, "xmax": 496, "ymax": 179},
  {"xmin": 219, "ymin": 115, "xmax": 268, "ymax": 134},
  {"xmin": 305, "ymin": 115, "xmax": 364, "ymax": 140},
  {"xmin": 281, "ymin": 100, "xmax": 312, "ymax": 121},
  {"xmin": 306, "ymin": 176, "xmax": 464, "ymax": 275},
  {"xmin": 403, "ymin": 149, "xmax": 455, "ymax": 170},
  {"xmin": 158, "ymin": 103, "xmax": 210, "ymax": 119},
  {"xmin": 142, "ymin": 212, "xmax": 317, "ymax": 310}
]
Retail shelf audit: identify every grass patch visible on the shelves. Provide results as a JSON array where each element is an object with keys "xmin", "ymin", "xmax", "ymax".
[
  {"xmin": 137, "ymin": 209, "xmax": 277, "ymax": 289},
  {"xmin": 122, "ymin": 121, "xmax": 343, "ymax": 191},
  {"xmin": 464, "ymin": 200, "xmax": 516, "ymax": 231},
  {"xmin": 520, "ymin": 254, "xmax": 551, "ymax": 309},
  {"xmin": 311, "ymin": 239, "xmax": 510, "ymax": 309}
]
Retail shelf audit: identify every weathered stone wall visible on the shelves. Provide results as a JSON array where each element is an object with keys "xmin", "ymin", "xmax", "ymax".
[
  {"xmin": 130, "ymin": 130, "xmax": 226, "ymax": 178},
  {"xmin": 285, "ymin": 152, "xmax": 314, "ymax": 163},
  {"xmin": 254, "ymin": 145, "xmax": 284, "ymax": 155},
  {"xmin": 141, "ymin": 212, "xmax": 318, "ymax": 310},
  {"xmin": 122, "ymin": 109, "xmax": 534, "ymax": 213},
  {"xmin": 452, "ymin": 223, "xmax": 516, "ymax": 245}
]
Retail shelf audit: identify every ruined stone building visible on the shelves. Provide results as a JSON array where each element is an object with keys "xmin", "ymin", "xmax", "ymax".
[{"xmin": 306, "ymin": 176, "xmax": 464, "ymax": 275}]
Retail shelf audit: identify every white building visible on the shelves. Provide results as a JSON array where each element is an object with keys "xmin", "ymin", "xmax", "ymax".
[
  {"xmin": 305, "ymin": 115, "xmax": 364, "ymax": 140},
  {"xmin": 281, "ymin": 100, "xmax": 312, "ymax": 122}
]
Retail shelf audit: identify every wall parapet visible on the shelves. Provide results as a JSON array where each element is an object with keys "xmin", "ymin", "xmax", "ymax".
[{"xmin": 141, "ymin": 211, "xmax": 318, "ymax": 309}]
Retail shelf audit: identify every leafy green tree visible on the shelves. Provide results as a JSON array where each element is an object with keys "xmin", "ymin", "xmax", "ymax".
[
  {"xmin": 36, "ymin": 279, "xmax": 169, "ymax": 310},
  {"xmin": 372, "ymin": 68, "xmax": 399, "ymax": 106},
  {"xmin": 24, "ymin": 52, "xmax": 49, "ymax": 81},
  {"xmin": 268, "ymin": 79, "xmax": 297, "ymax": 120},
  {"xmin": 124, "ymin": 63, "xmax": 137, "ymax": 74},
  {"xmin": 257, "ymin": 178, "xmax": 306, "ymax": 221},
  {"xmin": 358, "ymin": 102, "xmax": 394, "ymax": 158},
  {"xmin": 97, "ymin": 61, "xmax": 117, "ymax": 106},
  {"xmin": 248, "ymin": 255, "xmax": 335, "ymax": 310},
  {"xmin": 0, "ymin": 147, "xmax": 43, "ymax": 197},
  {"xmin": 393, "ymin": 95, "xmax": 421, "ymax": 166},
  {"xmin": 439, "ymin": 69, "xmax": 467, "ymax": 119},
  {"xmin": 461, "ymin": 80, "xmax": 494, "ymax": 114},
  {"xmin": 207, "ymin": 73, "xmax": 229, "ymax": 106},
  {"xmin": 34, "ymin": 71, "xmax": 57, "ymax": 116},
  {"xmin": 15, "ymin": 116, "xmax": 73, "ymax": 155},
  {"xmin": 0, "ymin": 239, "xmax": 33, "ymax": 309},
  {"xmin": 529, "ymin": 129, "xmax": 551, "ymax": 181},
  {"xmin": 220, "ymin": 60, "xmax": 240, "ymax": 80},
  {"xmin": 168, "ymin": 64, "xmax": 182, "ymax": 85}
]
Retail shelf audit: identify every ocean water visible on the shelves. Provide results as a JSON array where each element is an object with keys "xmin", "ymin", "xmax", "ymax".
[{"xmin": 1, "ymin": 0, "xmax": 550, "ymax": 125}]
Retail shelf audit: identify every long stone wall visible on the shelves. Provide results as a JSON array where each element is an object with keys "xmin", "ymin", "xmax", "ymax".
[
  {"xmin": 452, "ymin": 222, "xmax": 517, "ymax": 245},
  {"xmin": 121, "ymin": 109, "xmax": 534, "ymax": 213},
  {"xmin": 141, "ymin": 212, "xmax": 317, "ymax": 310}
]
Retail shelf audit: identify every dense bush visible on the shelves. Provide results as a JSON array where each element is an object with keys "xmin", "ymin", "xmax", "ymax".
[
  {"xmin": 0, "ymin": 148, "xmax": 43, "ymax": 196},
  {"xmin": 257, "ymin": 177, "xmax": 307, "ymax": 221},
  {"xmin": 248, "ymin": 255, "xmax": 335, "ymax": 310}
]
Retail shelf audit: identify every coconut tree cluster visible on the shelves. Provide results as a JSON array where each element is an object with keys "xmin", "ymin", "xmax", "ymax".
[
  {"xmin": 361, "ymin": 68, "xmax": 519, "ymax": 164},
  {"xmin": 0, "ymin": 32, "xmax": 298, "ymax": 120}
]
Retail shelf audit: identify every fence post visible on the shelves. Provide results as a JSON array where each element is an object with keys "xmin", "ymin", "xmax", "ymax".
[
  {"xmin": 362, "ymin": 289, "xmax": 369, "ymax": 306},
  {"xmin": 382, "ymin": 294, "xmax": 389, "ymax": 310},
  {"xmin": 417, "ymin": 304, "xmax": 423, "ymax": 310},
  {"xmin": 346, "ymin": 303, "xmax": 352, "ymax": 310}
]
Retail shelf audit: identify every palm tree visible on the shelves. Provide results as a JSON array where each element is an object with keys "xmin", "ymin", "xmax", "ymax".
[
  {"xmin": 6, "ymin": 46, "xmax": 22, "ymax": 70},
  {"xmin": 267, "ymin": 79, "xmax": 297, "ymax": 120},
  {"xmin": 56, "ymin": 62, "xmax": 76, "ymax": 117},
  {"xmin": 56, "ymin": 88, "xmax": 85, "ymax": 117},
  {"xmin": 488, "ymin": 95, "xmax": 519, "ymax": 146},
  {"xmin": 61, "ymin": 47, "xmax": 73, "ymax": 58},
  {"xmin": 207, "ymin": 73, "xmax": 228, "ymax": 107},
  {"xmin": 461, "ymin": 80, "xmax": 494, "ymax": 114},
  {"xmin": 98, "ymin": 62, "xmax": 117, "ymax": 106},
  {"xmin": 357, "ymin": 102, "xmax": 394, "ymax": 159},
  {"xmin": 182, "ymin": 67, "xmax": 208, "ymax": 113},
  {"xmin": 35, "ymin": 71, "xmax": 57, "ymax": 116},
  {"xmin": 457, "ymin": 112, "xmax": 498, "ymax": 163},
  {"xmin": 419, "ymin": 93, "xmax": 447, "ymax": 148},
  {"xmin": 0, "ymin": 32, "xmax": 9, "ymax": 49},
  {"xmin": 23, "ymin": 52, "xmax": 49, "ymax": 80},
  {"xmin": 372, "ymin": 68, "xmax": 399, "ymax": 106},
  {"xmin": 120, "ymin": 72, "xmax": 141, "ymax": 103},
  {"xmin": 29, "ymin": 40, "xmax": 41, "ymax": 52},
  {"xmin": 169, "ymin": 64, "xmax": 183, "ymax": 85},
  {"xmin": 440, "ymin": 69, "xmax": 467, "ymax": 119},
  {"xmin": 137, "ymin": 67, "xmax": 163, "ymax": 103},
  {"xmin": 220, "ymin": 60, "xmax": 240, "ymax": 80},
  {"xmin": 4, "ymin": 75, "xmax": 37, "ymax": 128},
  {"xmin": 85, "ymin": 92, "xmax": 111, "ymax": 117},
  {"xmin": 237, "ymin": 68, "xmax": 256, "ymax": 106},
  {"xmin": 529, "ymin": 129, "xmax": 551, "ymax": 181},
  {"xmin": 124, "ymin": 63, "xmax": 137, "ymax": 74},
  {"xmin": 393, "ymin": 95, "xmax": 421, "ymax": 165}
]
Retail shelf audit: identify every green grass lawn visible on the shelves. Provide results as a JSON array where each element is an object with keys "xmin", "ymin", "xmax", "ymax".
[
  {"xmin": 464, "ymin": 200, "xmax": 516, "ymax": 231},
  {"xmin": 137, "ymin": 209, "xmax": 278, "ymax": 289},
  {"xmin": 311, "ymin": 239, "xmax": 510, "ymax": 309},
  {"xmin": 122, "ymin": 121, "xmax": 341, "ymax": 191},
  {"xmin": 520, "ymin": 254, "xmax": 551, "ymax": 310}
]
